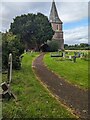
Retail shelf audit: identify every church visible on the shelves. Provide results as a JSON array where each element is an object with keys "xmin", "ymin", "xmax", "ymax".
[{"xmin": 49, "ymin": 0, "xmax": 64, "ymax": 50}]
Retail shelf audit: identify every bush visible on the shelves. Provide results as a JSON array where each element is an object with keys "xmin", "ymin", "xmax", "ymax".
[
  {"xmin": 47, "ymin": 40, "xmax": 59, "ymax": 52},
  {"xmin": 2, "ymin": 32, "xmax": 24, "ymax": 70}
]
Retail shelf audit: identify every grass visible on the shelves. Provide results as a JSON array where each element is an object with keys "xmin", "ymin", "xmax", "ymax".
[
  {"xmin": 44, "ymin": 52, "xmax": 88, "ymax": 90},
  {"xmin": 2, "ymin": 52, "xmax": 75, "ymax": 119}
]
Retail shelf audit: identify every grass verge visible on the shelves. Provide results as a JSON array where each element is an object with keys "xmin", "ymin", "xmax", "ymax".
[
  {"xmin": 2, "ymin": 52, "xmax": 75, "ymax": 118},
  {"xmin": 44, "ymin": 52, "xmax": 88, "ymax": 90}
]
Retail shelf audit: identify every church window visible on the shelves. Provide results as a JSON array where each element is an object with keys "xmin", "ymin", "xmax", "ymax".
[{"xmin": 56, "ymin": 25, "xmax": 59, "ymax": 31}]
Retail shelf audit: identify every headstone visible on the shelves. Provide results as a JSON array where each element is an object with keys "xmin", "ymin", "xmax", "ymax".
[
  {"xmin": 0, "ymin": 82, "xmax": 15, "ymax": 100},
  {"xmin": 0, "ymin": 53, "xmax": 15, "ymax": 100},
  {"xmin": 69, "ymin": 55, "xmax": 72, "ymax": 60},
  {"xmin": 7, "ymin": 53, "xmax": 12, "ymax": 84},
  {"xmin": 63, "ymin": 52, "xmax": 65, "ymax": 58},
  {"xmin": 1, "ymin": 82, "xmax": 8, "ymax": 91},
  {"xmin": 78, "ymin": 52, "xmax": 81, "ymax": 58},
  {"xmin": 80, "ymin": 53, "xmax": 83, "ymax": 58}
]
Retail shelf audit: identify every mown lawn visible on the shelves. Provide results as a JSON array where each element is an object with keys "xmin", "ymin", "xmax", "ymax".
[
  {"xmin": 2, "ymin": 52, "xmax": 75, "ymax": 119},
  {"xmin": 44, "ymin": 52, "xmax": 88, "ymax": 90}
]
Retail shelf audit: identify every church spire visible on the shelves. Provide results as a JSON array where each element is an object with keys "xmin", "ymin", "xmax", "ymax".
[{"xmin": 49, "ymin": 0, "xmax": 62, "ymax": 23}]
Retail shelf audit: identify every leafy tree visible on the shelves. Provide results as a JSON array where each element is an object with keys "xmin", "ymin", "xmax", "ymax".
[
  {"xmin": 64, "ymin": 44, "xmax": 68, "ymax": 49},
  {"xmin": 47, "ymin": 40, "xmax": 59, "ymax": 52},
  {"xmin": 64, "ymin": 43, "xmax": 90, "ymax": 50},
  {"xmin": 2, "ymin": 32, "xmax": 24, "ymax": 70},
  {"xmin": 10, "ymin": 13, "xmax": 54, "ymax": 50},
  {"xmin": 80, "ymin": 43, "xmax": 89, "ymax": 47}
]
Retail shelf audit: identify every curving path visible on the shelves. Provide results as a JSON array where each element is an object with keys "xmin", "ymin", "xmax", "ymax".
[{"xmin": 33, "ymin": 53, "xmax": 89, "ymax": 119}]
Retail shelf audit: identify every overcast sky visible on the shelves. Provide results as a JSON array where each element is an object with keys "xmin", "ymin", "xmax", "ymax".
[{"xmin": 0, "ymin": 0, "xmax": 89, "ymax": 45}]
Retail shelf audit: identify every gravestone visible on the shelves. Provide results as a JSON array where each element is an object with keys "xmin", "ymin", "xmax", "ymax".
[
  {"xmin": 1, "ymin": 82, "xmax": 8, "ymax": 91},
  {"xmin": 78, "ymin": 52, "xmax": 81, "ymax": 58},
  {"xmin": 0, "ymin": 53, "xmax": 15, "ymax": 100},
  {"xmin": 7, "ymin": 53, "xmax": 12, "ymax": 84},
  {"xmin": 80, "ymin": 53, "xmax": 83, "ymax": 58},
  {"xmin": 63, "ymin": 52, "xmax": 65, "ymax": 58},
  {"xmin": 69, "ymin": 55, "xmax": 72, "ymax": 60}
]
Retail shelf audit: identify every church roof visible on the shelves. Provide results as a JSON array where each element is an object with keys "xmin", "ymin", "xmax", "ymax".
[{"xmin": 49, "ymin": 0, "xmax": 62, "ymax": 23}]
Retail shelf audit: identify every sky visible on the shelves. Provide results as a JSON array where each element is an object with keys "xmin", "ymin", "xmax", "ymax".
[{"xmin": 0, "ymin": 0, "xmax": 89, "ymax": 45}]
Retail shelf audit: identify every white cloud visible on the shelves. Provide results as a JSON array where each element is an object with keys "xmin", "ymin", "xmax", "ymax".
[
  {"xmin": 1, "ymin": 0, "xmax": 90, "ymax": 2},
  {"xmin": 0, "ymin": 1, "xmax": 88, "ymax": 30},
  {"xmin": 0, "ymin": 2, "xmax": 50, "ymax": 32},
  {"xmin": 0, "ymin": 1, "xmax": 89, "ymax": 44},
  {"xmin": 57, "ymin": 2, "xmax": 88, "ymax": 23},
  {"xmin": 64, "ymin": 26, "xmax": 88, "ymax": 44}
]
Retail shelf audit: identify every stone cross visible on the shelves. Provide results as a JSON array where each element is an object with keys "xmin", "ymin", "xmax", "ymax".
[{"xmin": 7, "ymin": 53, "xmax": 12, "ymax": 84}]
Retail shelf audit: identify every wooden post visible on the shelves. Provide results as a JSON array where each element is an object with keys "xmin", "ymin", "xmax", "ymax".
[{"xmin": 7, "ymin": 53, "xmax": 12, "ymax": 84}]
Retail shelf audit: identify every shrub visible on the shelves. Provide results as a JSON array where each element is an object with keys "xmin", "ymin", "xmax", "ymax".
[
  {"xmin": 47, "ymin": 40, "xmax": 59, "ymax": 52},
  {"xmin": 2, "ymin": 32, "xmax": 24, "ymax": 70}
]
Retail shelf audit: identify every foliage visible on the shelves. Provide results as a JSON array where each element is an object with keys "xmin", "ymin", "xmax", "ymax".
[
  {"xmin": 64, "ymin": 43, "xmax": 90, "ymax": 50},
  {"xmin": 2, "ymin": 52, "xmax": 74, "ymax": 118},
  {"xmin": 47, "ymin": 40, "xmax": 59, "ymax": 52},
  {"xmin": 2, "ymin": 32, "xmax": 24, "ymax": 70},
  {"xmin": 10, "ymin": 13, "xmax": 54, "ymax": 50},
  {"xmin": 44, "ymin": 52, "xmax": 88, "ymax": 89},
  {"xmin": 0, "ymin": 32, "xmax": 2, "ymax": 71}
]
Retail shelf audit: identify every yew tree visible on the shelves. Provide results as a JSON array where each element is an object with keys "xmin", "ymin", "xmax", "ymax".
[{"xmin": 10, "ymin": 13, "xmax": 54, "ymax": 50}]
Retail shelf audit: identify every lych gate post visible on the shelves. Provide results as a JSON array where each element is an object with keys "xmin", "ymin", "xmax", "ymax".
[{"xmin": 7, "ymin": 53, "xmax": 12, "ymax": 84}]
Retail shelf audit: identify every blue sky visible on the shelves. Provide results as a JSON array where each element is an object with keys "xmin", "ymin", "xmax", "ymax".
[
  {"xmin": 0, "ymin": 0, "xmax": 89, "ymax": 45},
  {"xmin": 63, "ymin": 18, "xmax": 88, "ymax": 30}
]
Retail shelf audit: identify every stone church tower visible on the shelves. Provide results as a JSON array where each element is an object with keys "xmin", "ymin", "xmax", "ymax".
[{"xmin": 49, "ymin": 0, "xmax": 64, "ymax": 50}]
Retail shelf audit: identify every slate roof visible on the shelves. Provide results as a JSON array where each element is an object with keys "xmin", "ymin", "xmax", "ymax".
[{"xmin": 49, "ymin": 0, "xmax": 62, "ymax": 23}]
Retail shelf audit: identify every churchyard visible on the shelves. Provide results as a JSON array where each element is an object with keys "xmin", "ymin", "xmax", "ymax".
[
  {"xmin": 1, "ymin": 0, "xmax": 89, "ymax": 118},
  {"xmin": 1, "ymin": 50, "xmax": 89, "ymax": 119},
  {"xmin": 2, "ymin": 52, "xmax": 75, "ymax": 118},
  {"xmin": 44, "ymin": 50, "xmax": 89, "ymax": 90}
]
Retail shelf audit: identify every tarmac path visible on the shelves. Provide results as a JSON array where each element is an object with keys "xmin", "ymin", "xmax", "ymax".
[{"xmin": 33, "ymin": 53, "xmax": 89, "ymax": 119}]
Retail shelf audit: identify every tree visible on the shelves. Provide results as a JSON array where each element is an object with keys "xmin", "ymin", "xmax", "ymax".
[
  {"xmin": 64, "ymin": 43, "xmax": 90, "ymax": 50},
  {"xmin": 2, "ymin": 32, "xmax": 24, "ymax": 70},
  {"xmin": 47, "ymin": 40, "xmax": 59, "ymax": 52},
  {"xmin": 64, "ymin": 44, "xmax": 68, "ymax": 49},
  {"xmin": 10, "ymin": 13, "xmax": 54, "ymax": 50}
]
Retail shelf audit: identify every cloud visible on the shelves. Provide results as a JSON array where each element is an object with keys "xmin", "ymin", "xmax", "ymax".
[
  {"xmin": 0, "ymin": 1, "xmax": 88, "ymax": 44},
  {"xmin": 57, "ymin": 2, "xmax": 88, "ymax": 23},
  {"xmin": 0, "ymin": 1, "xmax": 88, "ymax": 31},
  {"xmin": 1, "ymin": 0, "xmax": 90, "ymax": 2},
  {"xmin": 0, "ymin": 2, "xmax": 51, "ymax": 32},
  {"xmin": 64, "ymin": 26, "xmax": 88, "ymax": 45}
]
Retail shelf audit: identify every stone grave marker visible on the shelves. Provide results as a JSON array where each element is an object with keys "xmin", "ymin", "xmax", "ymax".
[
  {"xmin": 78, "ymin": 52, "xmax": 81, "ymax": 58},
  {"xmin": 0, "ymin": 53, "xmax": 15, "ymax": 100},
  {"xmin": 63, "ymin": 52, "xmax": 65, "ymax": 58},
  {"xmin": 7, "ymin": 53, "xmax": 12, "ymax": 84},
  {"xmin": 80, "ymin": 53, "xmax": 83, "ymax": 58},
  {"xmin": 69, "ymin": 55, "xmax": 72, "ymax": 60}
]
